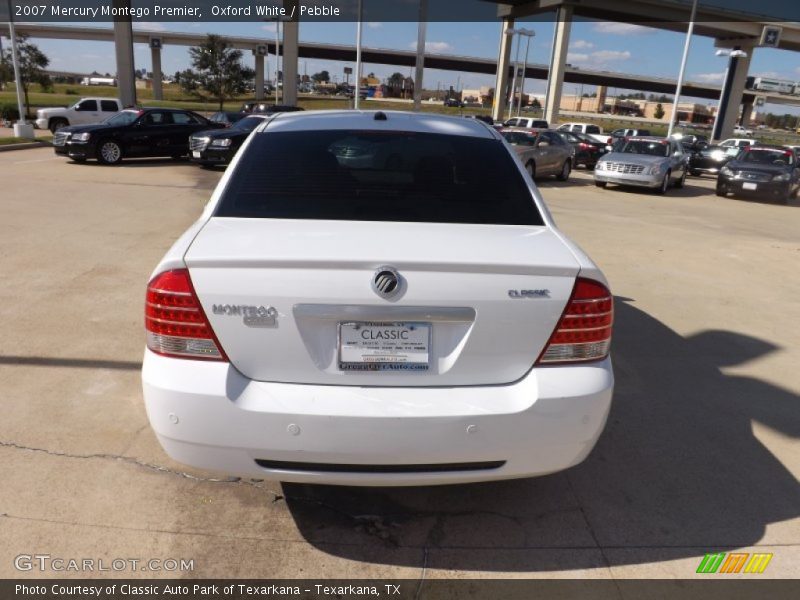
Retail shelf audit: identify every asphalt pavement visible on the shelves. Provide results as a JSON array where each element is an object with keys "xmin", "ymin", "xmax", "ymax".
[{"xmin": 1, "ymin": 149, "xmax": 798, "ymax": 580}]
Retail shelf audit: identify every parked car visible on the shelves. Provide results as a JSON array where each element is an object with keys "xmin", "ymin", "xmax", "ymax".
[
  {"xmin": 209, "ymin": 111, "xmax": 247, "ymax": 127},
  {"xmin": 501, "ymin": 128, "xmax": 573, "ymax": 180},
  {"xmin": 504, "ymin": 117, "xmax": 549, "ymax": 129},
  {"xmin": 464, "ymin": 114, "xmax": 494, "ymax": 125},
  {"xmin": 671, "ymin": 132, "xmax": 709, "ymax": 152},
  {"xmin": 251, "ymin": 104, "xmax": 305, "ymax": 115},
  {"xmin": 443, "ymin": 97, "xmax": 464, "ymax": 107},
  {"xmin": 557, "ymin": 122, "xmax": 607, "ymax": 144},
  {"xmin": 688, "ymin": 144, "xmax": 739, "ymax": 177},
  {"xmin": 556, "ymin": 130, "xmax": 606, "ymax": 169},
  {"xmin": 190, "ymin": 115, "xmax": 269, "ymax": 167},
  {"xmin": 733, "ymin": 124, "xmax": 754, "ymax": 136},
  {"xmin": 53, "ymin": 108, "xmax": 224, "ymax": 165},
  {"xmin": 719, "ymin": 138, "xmax": 756, "ymax": 150},
  {"xmin": 716, "ymin": 144, "xmax": 800, "ymax": 203},
  {"xmin": 606, "ymin": 128, "xmax": 652, "ymax": 151},
  {"xmin": 141, "ymin": 110, "xmax": 614, "ymax": 486},
  {"xmin": 35, "ymin": 97, "xmax": 122, "ymax": 133},
  {"xmin": 594, "ymin": 137, "xmax": 688, "ymax": 194}
]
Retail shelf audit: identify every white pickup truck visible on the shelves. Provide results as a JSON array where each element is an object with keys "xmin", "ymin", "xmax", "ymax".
[
  {"xmin": 35, "ymin": 97, "xmax": 122, "ymax": 133},
  {"xmin": 556, "ymin": 122, "xmax": 608, "ymax": 144}
]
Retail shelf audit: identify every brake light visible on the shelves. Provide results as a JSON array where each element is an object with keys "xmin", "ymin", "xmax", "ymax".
[
  {"xmin": 578, "ymin": 142, "xmax": 593, "ymax": 150},
  {"xmin": 145, "ymin": 269, "xmax": 227, "ymax": 361},
  {"xmin": 537, "ymin": 278, "xmax": 613, "ymax": 364}
]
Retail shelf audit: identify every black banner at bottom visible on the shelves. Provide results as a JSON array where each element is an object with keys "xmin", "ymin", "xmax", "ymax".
[{"xmin": 4, "ymin": 579, "xmax": 800, "ymax": 600}]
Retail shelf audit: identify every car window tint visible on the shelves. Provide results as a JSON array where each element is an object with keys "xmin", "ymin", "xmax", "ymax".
[
  {"xmin": 172, "ymin": 112, "xmax": 198, "ymax": 125},
  {"xmin": 586, "ymin": 125, "xmax": 600, "ymax": 134},
  {"xmin": 100, "ymin": 100, "xmax": 117, "ymax": 112},
  {"xmin": 216, "ymin": 130, "xmax": 544, "ymax": 226},
  {"xmin": 77, "ymin": 100, "xmax": 97, "ymax": 111},
  {"xmin": 144, "ymin": 112, "xmax": 171, "ymax": 125}
]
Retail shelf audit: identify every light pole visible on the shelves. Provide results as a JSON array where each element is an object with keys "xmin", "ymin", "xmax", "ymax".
[
  {"xmin": 515, "ymin": 28, "xmax": 535, "ymax": 117},
  {"xmin": 262, "ymin": 17, "xmax": 285, "ymax": 104},
  {"xmin": 354, "ymin": 0, "xmax": 363, "ymax": 109},
  {"xmin": 6, "ymin": 0, "xmax": 34, "ymax": 138},
  {"xmin": 711, "ymin": 48, "xmax": 749, "ymax": 141},
  {"xmin": 504, "ymin": 28, "xmax": 522, "ymax": 120},
  {"xmin": 666, "ymin": 0, "xmax": 699, "ymax": 138}
]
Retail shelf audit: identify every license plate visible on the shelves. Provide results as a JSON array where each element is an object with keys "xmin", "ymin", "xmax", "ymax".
[
  {"xmin": 339, "ymin": 322, "xmax": 430, "ymax": 371},
  {"xmin": 742, "ymin": 182, "xmax": 757, "ymax": 190},
  {"xmin": 192, "ymin": 151, "xmax": 201, "ymax": 158}
]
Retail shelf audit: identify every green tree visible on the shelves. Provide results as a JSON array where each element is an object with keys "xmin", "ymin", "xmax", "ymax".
[
  {"xmin": 311, "ymin": 70, "xmax": 330, "ymax": 83},
  {"xmin": 0, "ymin": 52, "xmax": 12, "ymax": 90},
  {"xmin": 187, "ymin": 34, "xmax": 256, "ymax": 110},
  {"xmin": 1, "ymin": 34, "xmax": 51, "ymax": 114},
  {"xmin": 654, "ymin": 103, "xmax": 666, "ymax": 119},
  {"xmin": 387, "ymin": 72, "xmax": 404, "ymax": 86},
  {"xmin": 530, "ymin": 97, "xmax": 542, "ymax": 110},
  {"xmin": 177, "ymin": 68, "xmax": 202, "ymax": 98}
]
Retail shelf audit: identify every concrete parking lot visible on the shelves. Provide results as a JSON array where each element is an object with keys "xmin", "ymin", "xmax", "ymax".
[{"xmin": 1, "ymin": 148, "xmax": 798, "ymax": 580}]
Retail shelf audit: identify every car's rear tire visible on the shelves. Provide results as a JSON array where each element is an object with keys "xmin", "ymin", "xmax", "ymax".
[
  {"xmin": 526, "ymin": 160, "xmax": 536, "ymax": 179},
  {"xmin": 49, "ymin": 118, "xmax": 68, "ymax": 133},
  {"xmin": 674, "ymin": 169, "xmax": 687, "ymax": 189},
  {"xmin": 97, "ymin": 139, "xmax": 123, "ymax": 165},
  {"xmin": 595, "ymin": 181, "xmax": 607, "ymax": 188},
  {"xmin": 656, "ymin": 171, "xmax": 670, "ymax": 195},
  {"xmin": 556, "ymin": 160, "xmax": 571, "ymax": 182},
  {"xmin": 690, "ymin": 169, "xmax": 700, "ymax": 177}
]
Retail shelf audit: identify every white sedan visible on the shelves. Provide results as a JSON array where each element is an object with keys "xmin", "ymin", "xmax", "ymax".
[{"xmin": 142, "ymin": 110, "xmax": 614, "ymax": 486}]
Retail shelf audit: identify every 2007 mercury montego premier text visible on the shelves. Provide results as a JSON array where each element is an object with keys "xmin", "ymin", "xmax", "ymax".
[{"xmin": 141, "ymin": 110, "xmax": 614, "ymax": 486}]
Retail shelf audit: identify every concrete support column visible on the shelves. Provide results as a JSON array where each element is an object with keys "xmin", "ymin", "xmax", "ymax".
[
  {"xmin": 712, "ymin": 45, "xmax": 753, "ymax": 141},
  {"xmin": 596, "ymin": 85, "xmax": 608, "ymax": 113},
  {"xmin": 112, "ymin": 0, "xmax": 136, "ymax": 107},
  {"xmin": 150, "ymin": 44, "xmax": 162, "ymax": 101},
  {"xmin": 281, "ymin": 19, "xmax": 299, "ymax": 106},
  {"xmin": 492, "ymin": 17, "xmax": 514, "ymax": 122},
  {"xmin": 254, "ymin": 52, "xmax": 265, "ymax": 101},
  {"xmin": 740, "ymin": 101, "xmax": 754, "ymax": 127},
  {"xmin": 543, "ymin": 5, "xmax": 572, "ymax": 126}
]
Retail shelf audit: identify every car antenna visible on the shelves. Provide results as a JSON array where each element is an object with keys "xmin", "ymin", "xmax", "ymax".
[{"xmin": 374, "ymin": 111, "xmax": 387, "ymax": 121}]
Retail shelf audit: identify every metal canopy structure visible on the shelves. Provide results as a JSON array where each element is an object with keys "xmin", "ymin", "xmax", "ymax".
[{"xmin": 486, "ymin": 0, "xmax": 800, "ymax": 137}]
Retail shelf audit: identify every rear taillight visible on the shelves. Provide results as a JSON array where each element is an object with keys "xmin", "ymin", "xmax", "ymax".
[
  {"xmin": 537, "ymin": 278, "xmax": 613, "ymax": 364},
  {"xmin": 145, "ymin": 269, "xmax": 227, "ymax": 361},
  {"xmin": 578, "ymin": 142, "xmax": 593, "ymax": 150}
]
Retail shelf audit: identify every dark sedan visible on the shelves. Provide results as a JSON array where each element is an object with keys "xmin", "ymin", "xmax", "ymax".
[
  {"xmin": 557, "ymin": 130, "xmax": 606, "ymax": 169},
  {"xmin": 189, "ymin": 115, "xmax": 268, "ymax": 167},
  {"xmin": 53, "ymin": 108, "xmax": 224, "ymax": 165},
  {"xmin": 716, "ymin": 145, "xmax": 800, "ymax": 203},
  {"xmin": 209, "ymin": 111, "xmax": 247, "ymax": 127},
  {"xmin": 249, "ymin": 103, "xmax": 305, "ymax": 115},
  {"xmin": 688, "ymin": 144, "xmax": 739, "ymax": 177}
]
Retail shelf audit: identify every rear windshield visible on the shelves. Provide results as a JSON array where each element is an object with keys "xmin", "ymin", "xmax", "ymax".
[
  {"xmin": 215, "ymin": 130, "xmax": 543, "ymax": 225},
  {"xmin": 739, "ymin": 148, "xmax": 794, "ymax": 165}
]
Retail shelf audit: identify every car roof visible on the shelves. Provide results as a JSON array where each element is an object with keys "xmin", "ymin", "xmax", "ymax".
[
  {"xmin": 259, "ymin": 110, "xmax": 498, "ymax": 139},
  {"xmin": 626, "ymin": 136, "xmax": 669, "ymax": 142},
  {"xmin": 136, "ymin": 107, "xmax": 194, "ymax": 113}
]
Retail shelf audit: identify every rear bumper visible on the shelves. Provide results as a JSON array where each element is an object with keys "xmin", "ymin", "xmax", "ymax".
[{"xmin": 141, "ymin": 350, "xmax": 614, "ymax": 486}]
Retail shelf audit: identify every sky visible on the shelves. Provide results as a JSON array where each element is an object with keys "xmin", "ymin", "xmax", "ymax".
[{"xmin": 19, "ymin": 17, "xmax": 800, "ymax": 115}]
